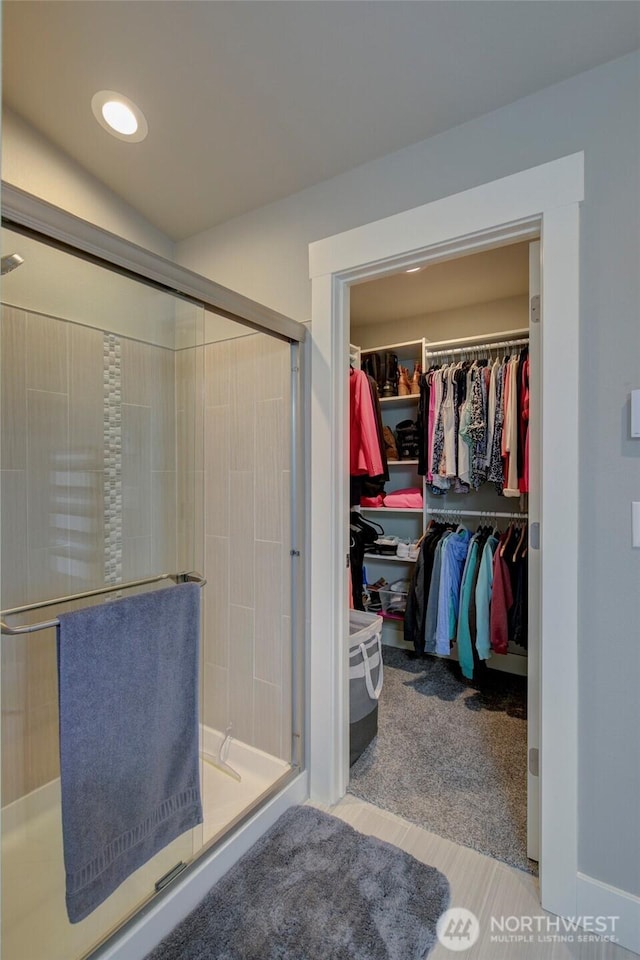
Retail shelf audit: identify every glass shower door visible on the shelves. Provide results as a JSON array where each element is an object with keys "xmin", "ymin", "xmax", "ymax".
[{"xmin": 0, "ymin": 228, "xmax": 204, "ymax": 960}]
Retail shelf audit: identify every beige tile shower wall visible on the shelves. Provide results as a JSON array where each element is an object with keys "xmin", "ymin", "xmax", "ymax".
[
  {"xmin": 0, "ymin": 307, "xmax": 177, "ymax": 805},
  {"xmin": 195, "ymin": 333, "xmax": 292, "ymax": 762},
  {"xmin": 120, "ymin": 338, "xmax": 178, "ymax": 581}
]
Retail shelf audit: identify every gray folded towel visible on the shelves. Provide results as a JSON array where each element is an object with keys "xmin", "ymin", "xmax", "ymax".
[{"xmin": 57, "ymin": 582, "xmax": 203, "ymax": 922}]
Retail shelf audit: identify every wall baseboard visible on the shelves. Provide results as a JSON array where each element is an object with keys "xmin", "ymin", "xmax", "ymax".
[
  {"xmin": 93, "ymin": 772, "xmax": 309, "ymax": 960},
  {"xmin": 576, "ymin": 872, "xmax": 640, "ymax": 956}
]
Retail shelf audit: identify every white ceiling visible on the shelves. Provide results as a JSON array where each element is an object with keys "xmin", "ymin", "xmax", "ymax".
[
  {"xmin": 350, "ymin": 241, "xmax": 530, "ymax": 324},
  {"xmin": 3, "ymin": 1, "xmax": 640, "ymax": 241}
]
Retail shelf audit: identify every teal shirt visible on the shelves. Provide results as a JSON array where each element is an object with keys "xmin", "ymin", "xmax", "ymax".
[
  {"xmin": 475, "ymin": 535, "xmax": 499, "ymax": 660},
  {"xmin": 456, "ymin": 536, "xmax": 481, "ymax": 679}
]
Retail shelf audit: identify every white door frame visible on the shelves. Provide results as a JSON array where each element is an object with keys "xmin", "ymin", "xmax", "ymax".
[{"xmin": 308, "ymin": 153, "xmax": 583, "ymax": 921}]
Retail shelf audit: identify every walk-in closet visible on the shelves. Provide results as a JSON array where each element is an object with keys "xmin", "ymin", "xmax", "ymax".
[{"xmin": 347, "ymin": 240, "xmax": 539, "ymax": 874}]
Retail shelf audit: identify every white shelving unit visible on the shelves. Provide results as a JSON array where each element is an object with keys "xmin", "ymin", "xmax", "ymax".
[
  {"xmin": 364, "ymin": 553, "xmax": 417, "ymax": 564},
  {"xmin": 360, "ymin": 507, "xmax": 422, "ymax": 514},
  {"xmin": 379, "ymin": 394, "xmax": 419, "ymax": 405},
  {"xmin": 352, "ymin": 328, "xmax": 530, "ymax": 669}
]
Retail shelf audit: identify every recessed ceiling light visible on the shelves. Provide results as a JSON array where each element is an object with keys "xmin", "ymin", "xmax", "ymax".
[
  {"xmin": 91, "ymin": 90, "xmax": 148, "ymax": 142},
  {"xmin": 405, "ymin": 267, "xmax": 421, "ymax": 273}
]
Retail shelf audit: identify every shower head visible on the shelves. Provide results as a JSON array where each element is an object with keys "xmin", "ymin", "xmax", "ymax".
[{"xmin": 1, "ymin": 253, "xmax": 25, "ymax": 276}]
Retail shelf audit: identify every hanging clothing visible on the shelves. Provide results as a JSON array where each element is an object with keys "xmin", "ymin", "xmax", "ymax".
[
  {"xmin": 503, "ymin": 357, "xmax": 521, "ymax": 497},
  {"xmin": 518, "ymin": 351, "xmax": 530, "ymax": 494},
  {"xmin": 424, "ymin": 532, "xmax": 451, "ymax": 654},
  {"xmin": 435, "ymin": 528, "xmax": 471, "ymax": 656},
  {"xmin": 350, "ymin": 368, "xmax": 384, "ymax": 478},
  {"xmin": 430, "ymin": 370, "xmax": 450, "ymax": 490},
  {"xmin": 455, "ymin": 533, "xmax": 482, "ymax": 679},
  {"xmin": 490, "ymin": 540, "xmax": 514, "ymax": 655},
  {"xmin": 441, "ymin": 365, "xmax": 458, "ymax": 479},
  {"xmin": 468, "ymin": 365, "xmax": 488, "ymax": 490},
  {"xmin": 485, "ymin": 359, "xmax": 499, "ymax": 472},
  {"xmin": 426, "ymin": 371, "xmax": 437, "ymax": 483},
  {"xmin": 417, "ymin": 372, "xmax": 429, "ymax": 476},
  {"xmin": 404, "ymin": 524, "xmax": 445, "ymax": 655},
  {"xmin": 510, "ymin": 548, "xmax": 529, "ymax": 648},
  {"xmin": 474, "ymin": 533, "xmax": 499, "ymax": 660},
  {"xmin": 487, "ymin": 361, "xmax": 506, "ymax": 490},
  {"xmin": 457, "ymin": 364, "xmax": 474, "ymax": 487}
]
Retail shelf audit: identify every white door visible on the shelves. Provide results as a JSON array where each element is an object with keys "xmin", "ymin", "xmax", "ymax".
[{"xmin": 527, "ymin": 240, "xmax": 541, "ymax": 862}]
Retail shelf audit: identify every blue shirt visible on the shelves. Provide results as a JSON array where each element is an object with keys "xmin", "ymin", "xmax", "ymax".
[
  {"xmin": 424, "ymin": 533, "xmax": 450, "ymax": 654},
  {"xmin": 436, "ymin": 528, "xmax": 471, "ymax": 656}
]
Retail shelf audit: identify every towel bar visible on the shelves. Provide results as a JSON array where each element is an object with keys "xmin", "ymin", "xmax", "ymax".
[{"xmin": 0, "ymin": 571, "xmax": 207, "ymax": 636}]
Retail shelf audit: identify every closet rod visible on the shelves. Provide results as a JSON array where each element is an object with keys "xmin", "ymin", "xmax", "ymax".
[
  {"xmin": 426, "ymin": 507, "xmax": 528, "ymax": 520},
  {"xmin": 0, "ymin": 571, "xmax": 207, "ymax": 636},
  {"xmin": 425, "ymin": 337, "xmax": 529, "ymax": 360}
]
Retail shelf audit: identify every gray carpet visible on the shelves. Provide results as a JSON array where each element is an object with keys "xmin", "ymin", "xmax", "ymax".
[
  {"xmin": 145, "ymin": 805, "xmax": 450, "ymax": 960},
  {"xmin": 349, "ymin": 647, "xmax": 536, "ymax": 874}
]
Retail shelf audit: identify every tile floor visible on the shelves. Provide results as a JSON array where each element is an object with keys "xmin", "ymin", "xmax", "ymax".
[{"xmin": 312, "ymin": 794, "xmax": 635, "ymax": 960}]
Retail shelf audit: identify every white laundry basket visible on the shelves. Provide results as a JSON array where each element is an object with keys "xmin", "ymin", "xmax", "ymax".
[{"xmin": 348, "ymin": 610, "xmax": 384, "ymax": 765}]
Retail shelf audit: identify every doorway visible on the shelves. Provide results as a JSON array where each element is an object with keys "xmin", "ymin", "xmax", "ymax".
[
  {"xmin": 308, "ymin": 153, "xmax": 583, "ymax": 921},
  {"xmin": 346, "ymin": 238, "xmax": 538, "ymax": 874}
]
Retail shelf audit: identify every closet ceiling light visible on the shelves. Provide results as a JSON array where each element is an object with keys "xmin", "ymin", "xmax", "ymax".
[
  {"xmin": 91, "ymin": 90, "xmax": 148, "ymax": 142},
  {"xmin": 405, "ymin": 267, "xmax": 421, "ymax": 273}
]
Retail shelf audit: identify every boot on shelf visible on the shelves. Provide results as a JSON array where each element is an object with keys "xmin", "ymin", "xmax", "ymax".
[
  {"xmin": 383, "ymin": 425, "xmax": 399, "ymax": 460},
  {"xmin": 381, "ymin": 352, "xmax": 399, "ymax": 398},
  {"xmin": 398, "ymin": 366, "xmax": 411, "ymax": 396}
]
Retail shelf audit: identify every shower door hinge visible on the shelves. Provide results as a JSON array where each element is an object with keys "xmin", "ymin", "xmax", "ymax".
[
  {"xmin": 530, "ymin": 294, "xmax": 540, "ymax": 324},
  {"xmin": 155, "ymin": 861, "xmax": 187, "ymax": 892},
  {"xmin": 529, "ymin": 748, "xmax": 539, "ymax": 777},
  {"xmin": 290, "ymin": 549, "xmax": 301, "ymax": 557},
  {"xmin": 529, "ymin": 522, "xmax": 540, "ymax": 550}
]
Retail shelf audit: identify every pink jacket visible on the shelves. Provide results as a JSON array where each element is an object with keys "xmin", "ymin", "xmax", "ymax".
[{"xmin": 350, "ymin": 370, "xmax": 383, "ymax": 477}]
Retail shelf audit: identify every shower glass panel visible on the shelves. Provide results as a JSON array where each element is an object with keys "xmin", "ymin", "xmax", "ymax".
[
  {"xmin": 195, "ymin": 315, "xmax": 295, "ymax": 847},
  {"xmin": 0, "ymin": 230, "xmax": 199, "ymax": 960},
  {"xmin": 0, "ymin": 226, "xmax": 298, "ymax": 960}
]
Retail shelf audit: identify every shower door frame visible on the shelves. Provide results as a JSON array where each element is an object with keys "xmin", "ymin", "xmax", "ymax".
[{"xmin": 1, "ymin": 182, "xmax": 308, "ymax": 959}]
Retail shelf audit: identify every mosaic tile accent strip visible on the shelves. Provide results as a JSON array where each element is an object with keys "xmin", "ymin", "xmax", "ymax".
[{"xmin": 103, "ymin": 334, "xmax": 122, "ymax": 584}]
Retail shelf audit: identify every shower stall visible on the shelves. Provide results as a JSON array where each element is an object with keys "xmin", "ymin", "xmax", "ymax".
[{"xmin": 0, "ymin": 195, "xmax": 304, "ymax": 960}]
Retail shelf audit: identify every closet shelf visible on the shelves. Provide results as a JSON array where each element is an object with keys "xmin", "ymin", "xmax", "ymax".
[
  {"xmin": 388, "ymin": 459, "xmax": 418, "ymax": 466},
  {"xmin": 379, "ymin": 394, "xmax": 419, "ymax": 404},
  {"xmin": 364, "ymin": 553, "xmax": 417, "ymax": 564},
  {"xmin": 360, "ymin": 507, "xmax": 423, "ymax": 514}
]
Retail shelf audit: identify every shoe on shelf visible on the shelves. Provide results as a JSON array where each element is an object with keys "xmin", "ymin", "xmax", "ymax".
[
  {"xmin": 367, "ymin": 577, "xmax": 388, "ymax": 612},
  {"xmin": 374, "ymin": 535, "xmax": 400, "ymax": 555},
  {"xmin": 384, "ymin": 352, "xmax": 399, "ymax": 396},
  {"xmin": 395, "ymin": 419, "xmax": 420, "ymax": 460},
  {"xmin": 410, "ymin": 364, "xmax": 422, "ymax": 395},
  {"xmin": 398, "ymin": 366, "xmax": 411, "ymax": 396},
  {"xmin": 396, "ymin": 539, "xmax": 410, "ymax": 559}
]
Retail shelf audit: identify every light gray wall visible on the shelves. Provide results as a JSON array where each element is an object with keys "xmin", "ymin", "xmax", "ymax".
[
  {"xmin": 2, "ymin": 108, "xmax": 174, "ymax": 259},
  {"xmin": 351, "ymin": 295, "xmax": 529, "ymax": 350},
  {"xmin": 177, "ymin": 51, "xmax": 640, "ymax": 897}
]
